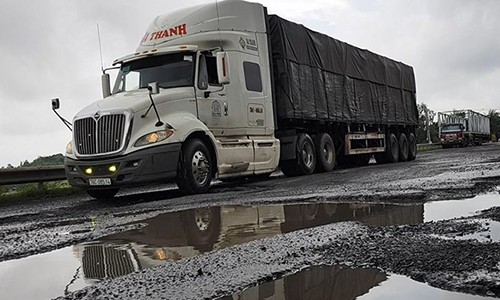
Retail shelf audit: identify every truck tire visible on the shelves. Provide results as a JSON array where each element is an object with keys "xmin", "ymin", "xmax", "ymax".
[
  {"xmin": 314, "ymin": 133, "xmax": 336, "ymax": 172},
  {"xmin": 182, "ymin": 207, "xmax": 221, "ymax": 252},
  {"xmin": 408, "ymin": 133, "xmax": 417, "ymax": 161},
  {"xmin": 280, "ymin": 133, "xmax": 316, "ymax": 176},
  {"xmin": 398, "ymin": 133, "xmax": 409, "ymax": 162},
  {"xmin": 176, "ymin": 139, "xmax": 213, "ymax": 194},
  {"xmin": 297, "ymin": 133, "xmax": 316, "ymax": 175},
  {"xmin": 375, "ymin": 133, "xmax": 399, "ymax": 164},
  {"xmin": 86, "ymin": 188, "xmax": 119, "ymax": 200}
]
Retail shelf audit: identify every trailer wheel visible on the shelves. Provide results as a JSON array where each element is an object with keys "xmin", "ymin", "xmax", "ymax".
[
  {"xmin": 314, "ymin": 133, "xmax": 336, "ymax": 172},
  {"xmin": 297, "ymin": 133, "xmax": 316, "ymax": 175},
  {"xmin": 376, "ymin": 133, "xmax": 399, "ymax": 164},
  {"xmin": 86, "ymin": 188, "xmax": 119, "ymax": 200},
  {"xmin": 408, "ymin": 133, "xmax": 417, "ymax": 161},
  {"xmin": 176, "ymin": 139, "xmax": 213, "ymax": 194},
  {"xmin": 280, "ymin": 133, "xmax": 316, "ymax": 176},
  {"xmin": 398, "ymin": 133, "xmax": 409, "ymax": 162}
]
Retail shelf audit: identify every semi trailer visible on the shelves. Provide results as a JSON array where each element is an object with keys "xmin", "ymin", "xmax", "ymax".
[
  {"xmin": 53, "ymin": 0, "xmax": 418, "ymax": 199},
  {"xmin": 438, "ymin": 110, "xmax": 490, "ymax": 148}
]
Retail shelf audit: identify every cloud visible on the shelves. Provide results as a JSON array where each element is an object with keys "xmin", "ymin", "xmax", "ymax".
[{"xmin": 1, "ymin": 0, "xmax": 500, "ymax": 166}]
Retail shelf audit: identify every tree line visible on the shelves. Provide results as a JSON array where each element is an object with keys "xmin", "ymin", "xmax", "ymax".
[{"xmin": 1, "ymin": 153, "xmax": 64, "ymax": 169}]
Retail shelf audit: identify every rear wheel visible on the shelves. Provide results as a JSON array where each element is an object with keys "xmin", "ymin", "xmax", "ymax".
[
  {"xmin": 375, "ymin": 133, "xmax": 399, "ymax": 164},
  {"xmin": 176, "ymin": 139, "xmax": 213, "ymax": 194},
  {"xmin": 280, "ymin": 133, "xmax": 316, "ymax": 176},
  {"xmin": 398, "ymin": 133, "xmax": 409, "ymax": 162},
  {"xmin": 86, "ymin": 188, "xmax": 119, "ymax": 200},
  {"xmin": 408, "ymin": 133, "xmax": 417, "ymax": 161},
  {"xmin": 314, "ymin": 133, "xmax": 336, "ymax": 172}
]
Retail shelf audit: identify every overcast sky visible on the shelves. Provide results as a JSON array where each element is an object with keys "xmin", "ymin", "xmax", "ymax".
[{"xmin": 0, "ymin": 0, "xmax": 499, "ymax": 167}]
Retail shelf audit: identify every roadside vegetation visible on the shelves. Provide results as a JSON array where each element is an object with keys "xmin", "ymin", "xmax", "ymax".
[
  {"xmin": 0, "ymin": 154, "xmax": 83, "ymax": 206},
  {"xmin": 0, "ymin": 181, "xmax": 83, "ymax": 206}
]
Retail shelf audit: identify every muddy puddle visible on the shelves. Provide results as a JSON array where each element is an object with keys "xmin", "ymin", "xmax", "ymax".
[
  {"xmin": 1, "ymin": 190, "xmax": 499, "ymax": 299},
  {"xmin": 227, "ymin": 265, "xmax": 493, "ymax": 300}
]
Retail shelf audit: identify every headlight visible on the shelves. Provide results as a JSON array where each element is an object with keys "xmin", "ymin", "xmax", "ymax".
[
  {"xmin": 135, "ymin": 129, "xmax": 174, "ymax": 147},
  {"xmin": 66, "ymin": 141, "xmax": 73, "ymax": 154}
]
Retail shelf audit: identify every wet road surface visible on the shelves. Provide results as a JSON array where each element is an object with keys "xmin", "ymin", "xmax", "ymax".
[{"xmin": 1, "ymin": 144, "xmax": 500, "ymax": 299}]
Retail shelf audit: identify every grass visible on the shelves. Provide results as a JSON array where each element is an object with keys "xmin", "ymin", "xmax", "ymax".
[
  {"xmin": 0, "ymin": 180, "xmax": 84, "ymax": 206},
  {"xmin": 416, "ymin": 143, "xmax": 441, "ymax": 152}
]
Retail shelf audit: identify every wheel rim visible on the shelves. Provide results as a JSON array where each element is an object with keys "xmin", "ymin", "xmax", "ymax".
[
  {"xmin": 191, "ymin": 150, "xmax": 210, "ymax": 186},
  {"xmin": 301, "ymin": 204, "xmax": 319, "ymax": 221},
  {"xmin": 322, "ymin": 142, "xmax": 334, "ymax": 164},
  {"xmin": 194, "ymin": 208, "xmax": 212, "ymax": 231},
  {"xmin": 302, "ymin": 142, "xmax": 314, "ymax": 168}
]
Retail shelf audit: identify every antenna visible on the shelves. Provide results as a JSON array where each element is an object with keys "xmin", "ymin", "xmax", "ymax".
[
  {"xmin": 97, "ymin": 24, "xmax": 105, "ymax": 73},
  {"xmin": 215, "ymin": 0, "xmax": 223, "ymax": 49}
]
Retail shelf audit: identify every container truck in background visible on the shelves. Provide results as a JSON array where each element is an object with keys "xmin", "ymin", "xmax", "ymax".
[
  {"xmin": 53, "ymin": 0, "xmax": 418, "ymax": 199},
  {"xmin": 438, "ymin": 110, "xmax": 490, "ymax": 148}
]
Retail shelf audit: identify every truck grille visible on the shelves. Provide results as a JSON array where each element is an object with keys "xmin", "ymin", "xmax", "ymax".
[
  {"xmin": 81, "ymin": 245, "xmax": 138, "ymax": 279},
  {"xmin": 74, "ymin": 114, "xmax": 126, "ymax": 155}
]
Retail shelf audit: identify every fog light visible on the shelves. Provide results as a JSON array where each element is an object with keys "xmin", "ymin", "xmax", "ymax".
[
  {"xmin": 109, "ymin": 165, "xmax": 117, "ymax": 173},
  {"xmin": 85, "ymin": 168, "xmax": 93, "ymax": 175}
]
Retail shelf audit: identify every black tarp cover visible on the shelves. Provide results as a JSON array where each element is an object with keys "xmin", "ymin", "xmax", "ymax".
[{"xmin": 269, "ymin": 15, "xmax": 418, "ymax": 126}]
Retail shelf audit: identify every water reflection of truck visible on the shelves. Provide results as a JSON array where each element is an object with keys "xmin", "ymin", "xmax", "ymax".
[
  {"xmin": 438, "ymin": 110, "xmax": 490, "ymax": 148},
  {"xmin": 224, "ymin": 265, "xmax": 387, "ymax": 300},
  {"xmin": 74, "ymin": 203, "xmax": 423, "ymax": 281},
  {"xmin": 55, "ymin": 0, "xmax": 418, "ymax": 199}
]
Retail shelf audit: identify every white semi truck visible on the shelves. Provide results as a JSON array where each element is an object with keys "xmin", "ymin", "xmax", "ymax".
[
  {"xmin": 438, "ymin": 110, "xmax": 490, "ymax": 148},
  {"xmin": 53, "ymin": 0, "xmax": 418, "ymax": 199}
]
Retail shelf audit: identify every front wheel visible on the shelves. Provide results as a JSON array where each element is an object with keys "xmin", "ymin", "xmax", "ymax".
[{"xmin": 176, "ymin": 139, "xmax": 213, "ymax": 195}]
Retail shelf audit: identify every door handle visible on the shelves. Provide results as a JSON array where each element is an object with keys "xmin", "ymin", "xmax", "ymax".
[{"xmin": 224, "ymin": 102, "xmax": 228, "ymax": 116}]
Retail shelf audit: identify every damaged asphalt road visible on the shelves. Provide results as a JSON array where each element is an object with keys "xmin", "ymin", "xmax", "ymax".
[{"xmin": 1, "ymin": 144, "xmax": 500, "ymax": 299}]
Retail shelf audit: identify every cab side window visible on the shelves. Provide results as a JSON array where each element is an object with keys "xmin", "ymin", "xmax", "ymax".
[
  {"xmin": 206, "ymin": 56, "xmax": 219, "ymax": 86},
  {"xmin": 198, "ymin": 54, "xmax": 220, "ymax": 90},
  {"xmin": 243, "ymin": 61, "xmax": 262, "ymax": 92}
]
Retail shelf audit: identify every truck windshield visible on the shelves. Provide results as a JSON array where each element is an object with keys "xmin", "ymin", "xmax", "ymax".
[
  {"xmin": 112, "ymin": 53, "xmax": 195, "ymax": 94},
  {"xmin": 441, "ymin": 124, "xmax": 462, "ymax": 132}
]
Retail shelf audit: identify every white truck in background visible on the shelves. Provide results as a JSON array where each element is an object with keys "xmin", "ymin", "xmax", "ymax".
[
  {"xmin": 52, "ymin": 0, "xmax": 418, "ymax": 199},
  {"xmin": 438, "ymin": 110, "xmax": 490, "ymax": 148}
]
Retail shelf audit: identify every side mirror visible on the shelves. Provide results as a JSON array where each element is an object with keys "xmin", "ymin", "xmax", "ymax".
[
  {"xmin": 101, "ymin": 73, "xmax": 111, "ymax": 98},
  {"xmin": 148, "ymin": 82, "xmax": 159, "ymax": 95},
  {"xmin": 51, "ymin": 98, "xmax": 60, "ymax": 110},
  {"xmin": 216, "ymin": 52, "xmax": 230, "ymax": 85},
  {"xmin": 51, "ymin": 98, "xmax": 73, "ymax": 131}
]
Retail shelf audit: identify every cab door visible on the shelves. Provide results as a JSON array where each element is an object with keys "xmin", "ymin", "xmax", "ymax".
[
  {"xmin": 195, "ymin": 52, "xmax": 254, "ymax": 176},
  {"xmin": 195, "ymin": 53, "xmax": 229, "ymax": 136}
]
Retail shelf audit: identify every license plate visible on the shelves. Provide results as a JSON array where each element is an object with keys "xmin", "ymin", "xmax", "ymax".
[{"xmin": 89, "ymin": 178, "xmax": 112, "ymax": 186}]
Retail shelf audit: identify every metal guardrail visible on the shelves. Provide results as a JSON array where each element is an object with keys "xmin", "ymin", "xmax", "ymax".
[
  {"xmin": 0, "ymin": 166, "xmax": 66, "ymax": 185},
  {"xmin": 417, "ymin": 143, "xmax": 441, "ymax": 152}
]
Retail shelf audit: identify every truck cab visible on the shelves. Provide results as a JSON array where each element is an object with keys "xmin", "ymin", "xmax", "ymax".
[
  {"xmin": 440, "ymin": 123, "xmax": 466, "ymax": 147},
  {"xmin": 63, "ymin": 1, "xmax": 279, "ymax": 199}
]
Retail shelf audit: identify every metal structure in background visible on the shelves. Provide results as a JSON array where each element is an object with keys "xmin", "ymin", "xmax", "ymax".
[{"xmin": 0, "ymin": 166, "xmax": 66, "ymax": 185}]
